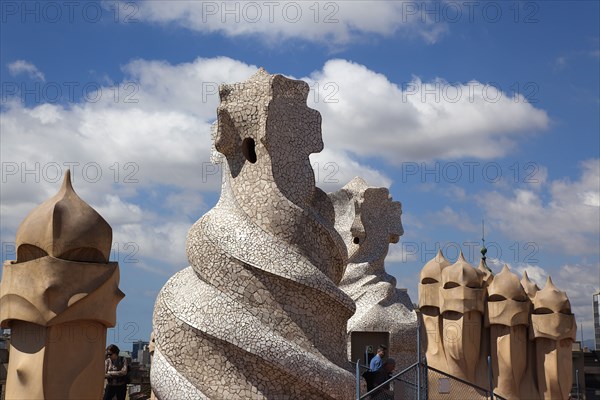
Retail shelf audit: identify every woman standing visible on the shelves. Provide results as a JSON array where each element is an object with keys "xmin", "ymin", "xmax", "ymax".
[{"xmin": 104, "ymin": 344, "xmax": 128, "ymax": 400}]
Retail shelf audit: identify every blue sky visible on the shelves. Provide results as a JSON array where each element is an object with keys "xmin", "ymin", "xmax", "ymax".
[{"xmin": 1, "ymin": 1, "xmax": 599, "ymax": 350}]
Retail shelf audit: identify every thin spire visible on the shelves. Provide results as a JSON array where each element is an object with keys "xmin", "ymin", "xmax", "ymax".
[
  {"xmin": 480, "ymin": 219, "xmax": 492, "ymax": 274},
  {"xmin": 481, "ymin": 219, "xmax": 486, "ymax": 257}
]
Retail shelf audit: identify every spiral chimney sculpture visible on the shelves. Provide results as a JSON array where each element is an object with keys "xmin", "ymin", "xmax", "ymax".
[{"xmin": 151, "ymin": 69, "xmax": 356, "ymax": 399}]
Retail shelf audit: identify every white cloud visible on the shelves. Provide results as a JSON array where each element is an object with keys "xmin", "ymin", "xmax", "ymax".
[
  {"xmin": 310, "ymin": 148, "xmax": 391, "ymax": 192},
  {"xmin": 0, "ymin": 57, "xmax": 264, "ymax": 208},
  {"xmin": 480, "ymin": 159, "xmax": 600, "ymax": 255},
  {"xmin": 526, "ymin": 164, "xmax": 548, "ymax": 190},
  {"xmin": 580, "ymin": 191, "xmax": 600, "ymax": 207},
  {"xmin": 112, "ymin": 218, "xmax": 190, "ymax": 270},
  {"xmin": 1, "ymin": 57, "xmax": 257, "ymax": 263},
  {"xmin": 510, "ymin": 263, "xmax": 549, "ymax": 287},
  {"xmin": 426, "ymin": 206, "xmax": 479, "ymax": 232},
  {"xmin": 304, "ymin": 59, "xmax": 549, "ymax": 163},
  {"xmin": 7, "ymin": 60, "xmax": 45, "ymax": 81},
  {"xmin": 386, "ymin": 243, "xmax": 418, "ymax": 263},
  {"xmin": 96, "ymin": 194, "xmax": 192, "ymax": 271},
  {"xmin": 0, "ymin": 102, "xmax": 214, "ymax": 193},
  {"xmin": 94, "ymin": 194, "xmax": 145, "ymax": 225},
  {"xmin": 136, "ymin": 1, "xmax": 448, "ymax": 46},
  {"xmin": 0, "ymin": 56, "xmax": 556, "ymax": 272},
  {"xmin": 443, "ymin": 186, "xmax": 467, "ymax": 201},
  {"xmin": 121, "ymin": 56, "xmax": 259, "ymax": 118}
]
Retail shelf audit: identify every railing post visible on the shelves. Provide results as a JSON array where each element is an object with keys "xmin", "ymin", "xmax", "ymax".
[
  {"xmin": 423, "ymin": 351, "xmax": 428, "ymax": 399},
  {"xmin": 356, "ymin": 359, "xmax": 361, "ymax": 400},
  {"xmin": 417, "ymin": 318, "xmax": 421, "ymax": 400},
  {"xmin": 487, "ymin": 355, "xmax": 494, "ymax": 400}
]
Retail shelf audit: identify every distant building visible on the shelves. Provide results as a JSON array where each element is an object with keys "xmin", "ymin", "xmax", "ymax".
[
  {"xmin": 137, "ymin": 344, "xmax": 151, "ymax": 367},
  {"xmin": 572, "ymin": 341, "xmax": 586, "ymax": 398},
  {"xmin": 594, "ymin": 292, "xmax": 600, "ymax": 351},
  {"xmin": 1, "ymin": 329, "xmax": 10, "ymax": 400},
  {"xmin": 132, "ymin": 340, "xmax": 149, "ymax": 362}
]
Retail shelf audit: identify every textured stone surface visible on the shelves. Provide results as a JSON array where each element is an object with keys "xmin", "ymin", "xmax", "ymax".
[
  {"xmin": 440, "ymin": 252, "xmax": 485, "ymax": 383},
  {"xmin": 331, "ymin": 177, "xmax": 417, "ymax": 372},
  {"xmin": 418, "ymin": 253, "xmax": 576, "ymax": 400},
  {"xmin": 152, "ymin": 69, "xmax": 356, "ymax": 400},
  {"xmin": 418, "ymin": 249, "xmax": 451, "ymax": 373},
  {"xmin": 486, "ymin": 265, "xmax": 529, "ymax": 399},
  {"xmin": 531, "ymin": 277, "xmax": 576, "ymax": 400},
  {"xmin": 149, "ymin": 332, "xmax": 157, "ymax": 400},
  {"xmin": 0, "ymin": 170, "xmax": 124, "ymax": 400}
]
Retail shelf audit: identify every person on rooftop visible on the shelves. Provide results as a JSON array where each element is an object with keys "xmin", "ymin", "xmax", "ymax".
[
  {"xmin": 103, "ymin": 344, "xmax": 128, "ymax": 400},
  {"xmin": 369, "ymin": 345, "xmax": 387, "ymax": 371}
]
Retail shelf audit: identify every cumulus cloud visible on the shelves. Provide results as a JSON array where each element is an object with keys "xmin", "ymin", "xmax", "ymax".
[
  {"xmin": 7, "ymin": 60, "xmax": 45, "ymax": 81},
  {"xmin": 136, "ymin": 1, "xmax": 448, "ymax": 45},
  {"xmin": 480, "ymin": 159, "xmax": 600, "ymax": 255},
  {"xmin": 1, "ymin": 56, "xmax": 554, "ymax": 272},
  {"xmin": 310, "ymin": 148, "xmax": 391, "ymax": 192},
  {"xmin": 386, "ymin": 244, "xmax": 418, "ymax": 263},
  {"xmin": 426, "ymin": 206, "xmax": 479, "ymax": 232},
  {"xmin": 0, "ymin": 57, "xmax": 258, "ymax": 270},
  {"xmin": 121, "ymin": 56, "xmax": 258, "ymax": 118},
  {"xmin": 0, "ymin": 57, "xmax": 385, "ymax": 271},
  {"xmin": 304, "ymin": 59, "xmax": 549, "ymax": 163},
  {"xmin": 0, "ymin": 57, "xmax": 259, "ymax": 203},
  {"xmin": 0, "ymin": 100, "xmax": 213, "ymax": 198},
  {"xmin": 95, "ymin": 194, "xmax": 191, "ymax": 271},
  {"xmin": 509, "ymin": 262, "xmax": 549, "ymax": 286}
]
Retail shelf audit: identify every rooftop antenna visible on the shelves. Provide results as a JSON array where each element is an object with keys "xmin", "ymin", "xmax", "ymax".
[
  {"xmin": 482, "ymin": 220, "xmax": 486, "ymax": 258},
  {"xmin": 481, "ymin": 219, "xmax": 493, "ymax": 274}
]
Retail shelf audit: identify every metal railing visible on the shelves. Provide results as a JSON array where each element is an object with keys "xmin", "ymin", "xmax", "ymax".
[
  {"xmin": 355, "ymin": 318, "xmax": 425, "ymax": 400},
  {"xmin": 354, "ymin": 318, "xmax": 507, "ymax": 400},
  {"xmin": 355, "ymin": 361, "xmax": 421, "ymax": 400},
  {"xmin": 426, "ymin": 366, "xmax": 506, "ymax": 400}
]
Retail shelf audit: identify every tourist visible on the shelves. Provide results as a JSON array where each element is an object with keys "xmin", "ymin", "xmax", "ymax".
[
  {"xmin": 103, "ymin": 344, "xmax": 128, "ymax": 400},
  {"xmin": 370, "ymin": 357, "xmax": 396, "ymax": 400},
  {"xmin": 369, "ymin": 345, "xmax": 386, "ymax": 371}
]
